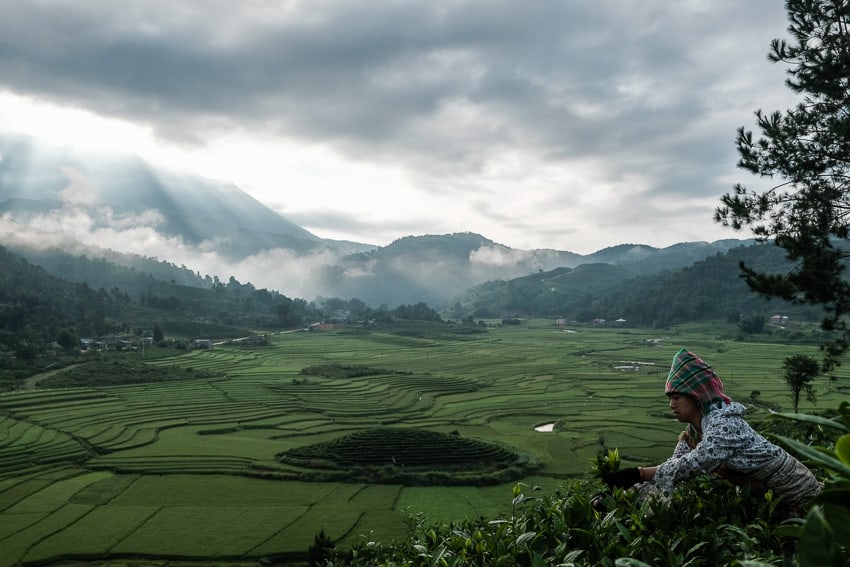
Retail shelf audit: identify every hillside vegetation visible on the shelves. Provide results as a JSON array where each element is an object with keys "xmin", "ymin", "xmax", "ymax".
[
  {"xmin": 0, "ymin": 246, "xmax": 449, "ymax": 390},
  {"xmin": 453, "ymin": 242, "xmax": 822, "ymax": 326},
  {"xmin": 279, "ymin": 427, "xmax": 539, "ymax": 485}
]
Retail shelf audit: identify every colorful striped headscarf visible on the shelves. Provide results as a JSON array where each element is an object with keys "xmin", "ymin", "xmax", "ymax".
[{"xmin": 665, "ymin": 348, "xmax": 731, "ymax": 414}]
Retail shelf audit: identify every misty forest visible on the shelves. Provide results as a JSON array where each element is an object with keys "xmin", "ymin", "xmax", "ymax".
[{"xmin": 0, "ymin": 236, "xmax": 826, "ymax": 387}]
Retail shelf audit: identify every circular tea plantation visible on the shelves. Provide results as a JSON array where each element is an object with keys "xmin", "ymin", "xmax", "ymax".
[{"xmin": 278, "ymin": 427, "xmax": 539, "ymax": 485}]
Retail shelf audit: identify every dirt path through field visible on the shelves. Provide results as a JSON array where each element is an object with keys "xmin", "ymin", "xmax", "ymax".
[{"xmin": 22, "ymin": 364, "xmax": 82, "ymax": 389}]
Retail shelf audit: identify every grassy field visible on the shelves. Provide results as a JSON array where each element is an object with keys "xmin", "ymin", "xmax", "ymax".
[{"xmin": 0, "ymin": 320, "xmax": 847, "ymax": 566}]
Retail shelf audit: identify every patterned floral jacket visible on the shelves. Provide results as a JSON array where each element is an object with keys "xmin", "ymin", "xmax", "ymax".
[{"xmin": 653, "ymin": 402, "xmax": 784, "ymax": 494}]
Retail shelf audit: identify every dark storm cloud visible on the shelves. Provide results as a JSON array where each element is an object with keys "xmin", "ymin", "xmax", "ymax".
[{"xmin": 0, "ymin": 0, "xmax": 796, "ymax": 249}]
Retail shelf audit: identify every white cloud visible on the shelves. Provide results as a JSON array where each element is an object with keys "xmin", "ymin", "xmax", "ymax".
[
  {"xmin": 0, "ymin": 200, "xmax": 355, "ymax": 300},
  {"xmin": 58, "ymin": 167, "xmax": 99, "ymax": 206},
  {"xmin": 0, "ymin": 0, "xmax": 799, "ymax": 257},
  {"xmin": 470, "ymin": 245, "xmax": 532, "ymax": 268}
]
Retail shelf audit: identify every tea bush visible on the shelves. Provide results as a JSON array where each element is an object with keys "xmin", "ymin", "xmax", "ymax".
[
  {"xmin": 334, "ymin": 478, "xmax": 792, "ymax": 567},
  {"xmin": 279, "ymin": 428, "xmax": 540, "ymax": 485}
]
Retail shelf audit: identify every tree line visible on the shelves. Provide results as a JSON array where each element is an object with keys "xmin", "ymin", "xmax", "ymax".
[
  {"xmin": 454, "ymin": 242, "xmax": 824, "ymax": 328},
  {"xmin": 0, "ymin": 244, "xmax": 452, "ymax": 389}
]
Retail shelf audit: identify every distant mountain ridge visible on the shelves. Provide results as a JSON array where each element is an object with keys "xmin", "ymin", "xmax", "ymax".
[
  {"xmin": 5, "ymin": 231, "xmax": 757, "ymax": 312},
  {"xmin": 310, "ymin": 233, "xmax": 754, "ymax": 306},
  {"xmin": 1, "ymin": 238, "xmax": 806, "ymax": 340},
  {"xmin": 449, "ymin": 241, "xmax": 807, "ymax": 323},
  {"xmin": 582, "ymin": 240, "xmax": 752, "ymax": 275},
  {"xmin": 1, "ymin": 133, "xmax": 756, "ymax": 306}
]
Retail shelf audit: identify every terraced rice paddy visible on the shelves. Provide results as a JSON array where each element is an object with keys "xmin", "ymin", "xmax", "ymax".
[{"xmin": 0, "ymin": 321, "xmax": 847, "ymax": 566}]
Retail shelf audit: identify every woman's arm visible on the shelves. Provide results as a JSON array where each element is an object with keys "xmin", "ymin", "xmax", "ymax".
[
  {"xmin": 640, "ymin": 433, "xmax": 689, "ymax": 483},
  {"xmin": 652, "ymin": 416, "xmax": 748, "ymax": 493},
  {"xmin": 639, "ymin": 466, "xmax": 657, "ymax": 481},
  {"xmin": 606, "ymin": 418, "xmax": 741, "ymax": 490}
]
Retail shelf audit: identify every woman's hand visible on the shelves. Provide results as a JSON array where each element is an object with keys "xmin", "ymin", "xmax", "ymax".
[{"xmin": 604, "ymin": 467, "xmax": 641, "ymax": 488}]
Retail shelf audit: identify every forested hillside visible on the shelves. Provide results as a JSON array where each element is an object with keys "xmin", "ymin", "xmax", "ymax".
[
  {"xmin": 0, "ymin": 245, "xmax": 318, "ymax": 359},
  {"xmin": 453, "ymin": 242, "xmax": 819, "ymax": 325},
  {"xmin": 0, "ymin": 246, "xmax": 147, "ymax": 356},
  {"xmin": 11, "ymin": 245, "xmax": 212, "ymax": 290},
  {"xmin": 1, "ymin": 238, "xmax": 826, "ymax": 386},
  {"xmin": 0, "ymin": 246, "xmax": 454, "ymax": 389},
  {"xmin": 4, "ymin": 241, "xmax": 820, "ymax": 357},
  {"xmin": 586, "ymin": 243, "xmax": 813, "ymax": 325}
]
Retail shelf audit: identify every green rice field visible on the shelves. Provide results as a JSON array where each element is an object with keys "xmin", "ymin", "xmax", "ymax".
[{"xmin": 1, "ymin": 321, "xmax": 847, "ymax": 566}]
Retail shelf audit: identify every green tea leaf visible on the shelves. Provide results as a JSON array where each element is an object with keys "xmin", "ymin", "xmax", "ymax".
[
  {"xmin": 768, "ymin": 411, "xmax": 849, "ymax": 432},
  {"xmin": 837, "ymin": 401, "xmax": 850, "ymax": 429},
  {"xmin": 798, "ymin": 506, "xmax": 843, "ymax": 567},
  {"xmin": 835, "ymin": 434, "xmax": 850, "ymax": 466},
  {"xmin": 816, "ymin": 480, "xmax": 850, "ymax": 507},
  {"xmin": 686, "ymin": 540, "xmax": 708, "ymax": 557},
  {"xmin": 615, "ymin": 558, "xmax": 654, "ymax": 567},
  {"xmin": 773, "ymin": 435, "xmax": 850, "ymax": 477},
  {"xmin": 608, "ymin": 448, "xmax": 620, "ymax": 472},
  {"xmin": 823, "ymin": 503, "xmax": 850, "ymax": 546},
  {"xmin": 772, "ymin": 524, "xmax": 802, "ymax": 538}
]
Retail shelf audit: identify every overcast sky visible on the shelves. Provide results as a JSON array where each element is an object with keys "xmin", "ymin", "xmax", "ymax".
[{"xmin": 0, "ymin": 0, "xmax": 798, "ymax": 254}]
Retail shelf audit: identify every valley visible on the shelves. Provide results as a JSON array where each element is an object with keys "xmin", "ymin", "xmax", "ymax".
[{"xmin": 1, "ymin": 320, "xmax": 846, "ymax": 566}]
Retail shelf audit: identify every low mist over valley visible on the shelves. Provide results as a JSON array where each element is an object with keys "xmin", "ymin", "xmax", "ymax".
[{"xmin": 1, "ymin": 134, "xmax": 765, "ymax": 310}]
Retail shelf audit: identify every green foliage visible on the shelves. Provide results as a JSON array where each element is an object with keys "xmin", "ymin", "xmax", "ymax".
[
  {"xmin": 0, "ymin": 245, "xmax": 321, "ymax": 360},
  {"xmin": 0, "ymin": 247, "xmax": 129, "ymax": 347},
  {"xmin": 596, "ymin": 245, "xmax": 821, "ymax": 327},
  {"xmin": 753, "ymin": 407, "xmax": 841, "ymax": 449},
  {"xmin": 341, "ymin": 478, "xmax": 792, "ymax": 566},
  {"xmin": 783, "ymin": 354, "xmax": 820, "ymax": 412},
  {"xmin": 769, "ymin": 402, "xmax": 850, "ymax": 566},
  {"xmin": 37, "ymin": 355, "xmax": 223, "ymax": 388},
  {"xmin": 300, "ymin": 363, "xmax": 407, "ymax": 379},
  {"xmin": 591, "ymin": 448, "xmax": 621, "ymax": 486},
  {"xmin": 321, "ymin": 406, "xmax": 850, "ymax": 567},
  {"xmin": 56, "ymin": 328, "xmax": 79, "ymax": 351},
  {"xmin": 715, "ymin": 0, "xmax": 850, "ymax": 371},
  {"xmin": 393, "ymin": 302, "xmax": 443, "ymax": 322},
  {"xmin": 158, "ymin": 319, "xmax": 253, "ymax": 339},
  {"xmin": 310, "ymin": 528, "xmax": 336, "ymax": 567},
  {"xmin": 739, "ymin": 313, "xmax": 767, "ymax": 335},
  {"xmin": 378, "ymin": 319, "xmax": 487, "ymax": 339},
  {"xmin": 455, "ymin": 244, "xmax": 811, "ymax": 325},
  {"xmin": 279, "ymin": 428, "xmax": 539, "ymax": 485}
]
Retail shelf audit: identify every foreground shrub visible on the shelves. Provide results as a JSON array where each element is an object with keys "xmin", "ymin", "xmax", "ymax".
[
  {"xmin": 333, "ymin": 478, "xmax": 793, "ymax": 567},
  {"xmin": 768, "ymin": 402, "xmax": 850, "ymax": 567}
]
